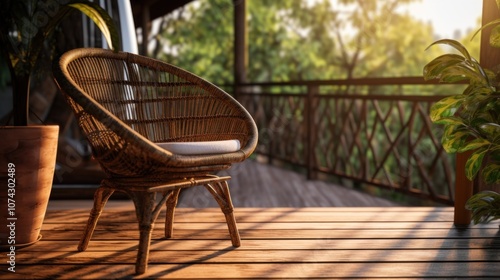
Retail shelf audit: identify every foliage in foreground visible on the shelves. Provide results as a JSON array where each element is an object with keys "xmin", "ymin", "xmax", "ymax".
[{"xmin": 424, "ymin": 0, "xmax": 500, "ymax": 224}]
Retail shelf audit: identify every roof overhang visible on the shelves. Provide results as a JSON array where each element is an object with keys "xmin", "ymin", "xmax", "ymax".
[{"xmin": 130, "ymin": 0, "xmax": 194, "ymax": 28}]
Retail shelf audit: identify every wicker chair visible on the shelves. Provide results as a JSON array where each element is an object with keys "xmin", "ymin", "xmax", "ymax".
[{"xmin": 52, "ymin": 48, "xmax": 258, "ymax": 274}]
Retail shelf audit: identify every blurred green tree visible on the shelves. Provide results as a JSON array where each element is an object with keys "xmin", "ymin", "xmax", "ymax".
[{"xmin": 151, "ymin": 0, "xmax": 475, "ymax": 86}]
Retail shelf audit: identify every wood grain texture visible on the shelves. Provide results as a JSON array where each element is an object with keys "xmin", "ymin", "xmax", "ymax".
[{"xmin": 1, "ymin": 207, "xmax": 499, "ymax": 279}]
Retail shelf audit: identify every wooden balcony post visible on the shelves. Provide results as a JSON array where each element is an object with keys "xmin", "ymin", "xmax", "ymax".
[
  {"xmin": 480, "ymin": 0, "xmax": 500, "ymax": 66},
  {"xmin": 233, "ymin": 0, "xmax": 247, "ymax": 100},
  {"xmin": 139, "ymin": 1, "xmax": 152, "ymax": 56},
  {"xmin": 454, "ymin": 152, "xmax": 473, "ymax": 226}
]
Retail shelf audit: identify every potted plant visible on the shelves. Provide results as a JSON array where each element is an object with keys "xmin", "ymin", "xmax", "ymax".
[
  {"xmin": 423, "ymin": 3, "xmax": 500, "ymax": 225},
  {"xmin": 0, "ymin": 0, "xmax": 120, "ymax": 248}
]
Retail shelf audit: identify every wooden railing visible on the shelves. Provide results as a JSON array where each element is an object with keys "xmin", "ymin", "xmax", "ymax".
[{"xmin": 228, "ymin": 77, "xmax": 466, "ymax": 205}]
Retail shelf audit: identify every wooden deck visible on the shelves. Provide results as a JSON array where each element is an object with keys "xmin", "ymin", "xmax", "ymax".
[{"xmin": 2, "ymin": 205, "xmax": 499, "ymax": 279}]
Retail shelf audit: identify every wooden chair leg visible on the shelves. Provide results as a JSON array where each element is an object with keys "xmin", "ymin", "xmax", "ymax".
[
  {"xmin": 204, "ymin": 181, "xmax": 241, "ymax": 247},
  {"xmin": 78, "ymin": 186, "xmax": 114, "ymax": 251},
  {"xmin": 128, "ymin": 190, "xmax": 169, "ymax": 275},
  {"xmin": 164, "ymin": 188, "xmax": 181, "ymax": 238}
]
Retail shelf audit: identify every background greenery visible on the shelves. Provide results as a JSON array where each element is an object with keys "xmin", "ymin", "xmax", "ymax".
[{"xmin": 147, "ymin": 0, "xmax": 481, "ymax": 87}]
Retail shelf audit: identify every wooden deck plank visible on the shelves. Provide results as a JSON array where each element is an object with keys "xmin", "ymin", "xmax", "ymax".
[
  {"xmin": 44, "ymin": 208, "xmax": 458, "ymax": 223},
  {"xmin": 2, "ymin": 207, "xmax": 498, "ymax": 279},
  {"xmin": 3, "ymin": 263, "xmax": 499, "ymax": 279},
  {"xmin": 14, "ymin": 248, "xmax": 500, "ymax": 264},
  {"xmin": 17, "ymin": 238, "xmax": 499, "ymax": 251},
  {"xmin": 37, "ymin": 228, "xmax": 500, "ymax": 240},
  {"xmin": 41, "ymin": 221, "xmax": 497, "ymax": 231},
  {"xmin": 47, "ymin": 202, "xmax": 452, "ymax": 212}
]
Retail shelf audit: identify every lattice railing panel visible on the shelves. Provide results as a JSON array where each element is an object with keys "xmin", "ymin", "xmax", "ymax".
[
  {"xmin": 239, "ymin": 93, "xmax": 306, "ymax": 164},
  {"xmin": 237, "ymin": 80, "xmax": 455, "ymax": 205}
]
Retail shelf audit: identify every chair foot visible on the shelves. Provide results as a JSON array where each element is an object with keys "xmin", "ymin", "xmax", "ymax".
[
  {"xmin": 127, "ymin": 190, "xmax": 170, "ymax": 275},
  {"xmin": 204, "ymin": 181, "xmax": 241, "ymax": 247},
  {"xmin": 223, "ymin": 210, "xmax": 241, "ymax": 247},
  {"xmin": 78, "ymin": 186, "xmax": 114, "ymax": 251},
  {"xmin": 164, "ymin": 188, "xmax": 181, "ymax": 238},
  {"xmin": 135, "ymin": 223, "xmax": 154, "ymax": 275}
]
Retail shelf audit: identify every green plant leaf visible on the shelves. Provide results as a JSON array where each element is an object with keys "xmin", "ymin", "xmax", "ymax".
[
  {"xmin": 470, "ymin": 116, "xmax": 494, "ymax": 131},
  {"xmin": 483, "ymin": 68, "xmax": 498, "ymax": 84},
  {"xmin": 441, "ymin": 125, "xmax": 469, "ymax": 153},
  {"xmin": 482, "ymin": 163, "xmax": 500, "ymax": 184},
  {"xmin": 462, "ymin": 84, "xmax": 494, "ymax": 96},
  {"xmin": 479, "ymin": 122, "xmax": 500, "ymax": 138},
  {"xmin": 433, "ymin": 116, "xmax": 464, "ymax": 126},
  {"xmin": 472, "ymin": 18, "xmax": 500, "ymax": 41},
  {"xmin": 423, "ymin": 54, "xmax": 465, "ymax": 80},
  {"xmin": 68, "ymin": 1, "xmax": 121, "ymax": 51},
  {"xmin": 438, "ymin": 64, "xmax": 486, "ymax": 84},
  {"xmin": 425, "ymin": 40, "xmax": 491, "ymax": 84},
  {"xmin": 465, "ymin": 148, "xmax": 488, "ymax": 180},
  {"xmin": 457, "ymin": 138, "xmax": 490, "ymax": 153},
  {"xmin": 430, "ymin": 95, "xmax": 464, "ymax": 122},
  {"xmin": 490, "ymin": 24, "xmax": 500, "ymax": 48},
  {"xmin": 466, "ymin": 191, "xmax": 500, "ymax": 224},
  {"xmin": 425, "ymin": 39, "xmax": 472, "ymax": 61},
  {"xmin": 15, "ymin": 0, "xmax": 121, "ymax": 77}
]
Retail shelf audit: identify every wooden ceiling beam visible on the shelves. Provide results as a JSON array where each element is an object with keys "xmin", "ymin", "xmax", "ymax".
[{"xmin": 130, "ymin": 0, "xmax": 193, "ymax": 29}]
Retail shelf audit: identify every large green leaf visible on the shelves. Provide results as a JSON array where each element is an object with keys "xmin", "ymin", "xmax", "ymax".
[
  {"xmin": 470, "ymin": 116, "xmax": 495, "ymax": 131},
  {"xmin": 429, "ymin": 95, "xmax": 464, "ymax": 122},
  {"xmin": 423, "ymin": 54, "xmax": 464, "ymax": 80},
  {"xmin": 466, "ymin": 191, "xmax": 500, "ymax": 224},
  {"xmin": 457, "ymin": 138, "xmax": 490, "ymax": 153},
  {"xmin": 425, "ymin": 39, "xmax": 472, "ymax": 60},
  {"xmin": 482, "ymin": 68, "xmax": 498, "ymax": 84},
  {"xmin": 490, "ymin": 25, "xmax": 500, "ymax": 48},
  {"xmin": 441, "ymin": 125, "xmax": 469, "ymax": 153},
  {"xmin": 438, "ymin": 64, "xmax": 486, "ymax": 84},
  {"xmin": 68, "ymin": 1, "xmax": 121, "ymax": 51},
  {"xmin": 8, "ymin": 0, "xmax": 121, "ymax": 77},
  {"xmin": 485, "ymin": 96, "xmax": 500, "ymax": 113},
  {"xmin": 482, "ymin": 163, "xmax": 500, "ymax": 184},
  {"xmin": 433, "ymin": 116, "xmax": 464, "ymax": 126},
  {"xmin": 472, "ymin": 18, "xmax": 500, "ymax": 43},
  {"xmin": 462, "ymin": 84, "xmax": 494, "ymax": 96},
  {"xmin": 479, "ymin": 122, "xmax": 500, "ymax": 138},
  {"xmin": 425, "ymin": 40, "xmax": 490, "ymax": 84},
  {"xmin": 465, "ymin": 148, "xmax": 488, "ymax": 180}
]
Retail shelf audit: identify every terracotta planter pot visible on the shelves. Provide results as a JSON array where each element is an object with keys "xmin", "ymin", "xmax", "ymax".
[{"xmin": 0, "ymin": 125, "xmax": 59, "ymax": 248}]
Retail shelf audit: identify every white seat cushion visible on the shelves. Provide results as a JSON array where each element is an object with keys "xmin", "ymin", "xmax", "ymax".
[{"xmin": 156, "ymin": 140, "xmax": 241, "ymax": 155}]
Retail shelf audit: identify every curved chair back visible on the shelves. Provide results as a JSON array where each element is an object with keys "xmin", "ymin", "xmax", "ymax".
[{"xmin": 53, "ymin": 48, "xmax": 258, "ymax": 177}]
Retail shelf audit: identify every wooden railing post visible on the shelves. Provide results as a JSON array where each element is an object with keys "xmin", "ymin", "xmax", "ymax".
[
  {"xmin": 268, "ymin": 96, "xmax": 274, "ymax": 165},
  {"xmin": 454, "ymin": 152, "xmax": 473, "ymax": 226},
  {"xmin": 305, "ymin": 85, "xmax": 318, "ymax": 180},
  {"xmin": 233, "ymin": 0, "xmax": 247, "ymax": 101}
]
